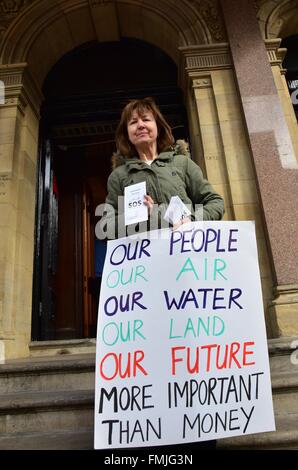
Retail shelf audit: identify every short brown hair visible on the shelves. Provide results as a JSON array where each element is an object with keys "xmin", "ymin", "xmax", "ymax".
[{"xmin": 115, "ymin": 97, "xmax": 175, "ymax": 158}]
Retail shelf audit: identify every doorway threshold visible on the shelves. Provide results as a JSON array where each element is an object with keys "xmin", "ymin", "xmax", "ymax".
[{"xmin": 29, "ymin": 339, "xmax": 96, "ymax": 357}]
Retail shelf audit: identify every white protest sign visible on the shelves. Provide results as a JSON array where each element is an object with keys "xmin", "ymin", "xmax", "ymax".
[
  {"xmin": 94, "ymin": 221, "xmax": 275, "ymax": 449},
  {"xmin": 124, "ymin": 181, "xmax": 148, "ymax": 226}
]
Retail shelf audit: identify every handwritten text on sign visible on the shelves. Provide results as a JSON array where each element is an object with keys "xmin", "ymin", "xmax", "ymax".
[{"xmin": 94, "ymin": 221, "xmax": 275, "ymax": 449}]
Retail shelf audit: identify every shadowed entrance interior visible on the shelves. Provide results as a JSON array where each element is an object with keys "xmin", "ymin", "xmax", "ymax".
[{"xmin": 32, "ymin": 38, "xmax": 188, "ymax": 341}]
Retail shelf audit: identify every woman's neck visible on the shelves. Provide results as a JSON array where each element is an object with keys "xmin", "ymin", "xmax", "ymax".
[{"xmin": 136, "ymin": 142, "xmax": 158, "ymax": 161}]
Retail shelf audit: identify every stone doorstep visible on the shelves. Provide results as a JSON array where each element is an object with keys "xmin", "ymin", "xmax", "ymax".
[
  {"xmin": 0, "ymin": 351, "xmax": 95, "ymax": 373},
  {"xmin": 0, "ymin": 389, "xmax": 94, "ymax": 435},
  {"xmin": 29, "ymin": 339, "xmax": 96, "ymax": 357},
  {"xmin": 268, "ymin": 335, "xmax": 298, "ymax": 356},
  {"xmin": 0, "ymin": 353, "xmax": 95, "ymax": 372},
  {"xmin": 0, "ymin": 389, "xmax": 94, "ymax": 413},
  {"xmin": 0, "ymin": 429, "xmax": 94, "ymax": 450},
  {"xmin": 0, "ymin": 354, "xmax": 96, "ymax": 394},
  {"xmin": 0, "ymin": 337, "xmax": 296, "ymax": 449},
  {"xmin": 0, "ymin": 353, "xmax": 95, "ymax": 377},
  {"xmin": 0, "ymin": 370, "xmax": 95, "ymax": 395},
  {"xmin": 271, "ymin": 371, "xmax": 298, "ymax": 391},
  {"xmin": 217, "ymin": 429, "xmax": 298, "ymax": 450}
]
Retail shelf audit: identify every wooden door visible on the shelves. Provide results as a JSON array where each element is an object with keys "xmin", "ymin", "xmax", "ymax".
[
  {"xmin": 31, "ymin": 139, "xmax": 59, "ymax": 340},
  {"xmin": 32, "ymin": 143, "xmax": 84, "ymax": 340},
  {"xmin": 82, "ymin": 183, "xmax": 94, "ymax": 337}
]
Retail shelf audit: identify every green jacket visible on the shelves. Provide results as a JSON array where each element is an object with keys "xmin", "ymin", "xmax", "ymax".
[{"xmin": 98, "ymin": 143, "xmax": 225, "ymax": 239}]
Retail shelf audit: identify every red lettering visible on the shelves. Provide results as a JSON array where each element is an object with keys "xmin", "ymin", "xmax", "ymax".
[
  {"xmin": 228, "ymin": 342, "xmax": 241, "ymax": 368},
  {"xmin": 170, "ymin": 341, "xmax": 256, "ymax": 375},
  {"xmin": 133, "ymin": 350, "xmax": 148, "ymax": 376},
  {"xmin": 99, "ymin": 350, "xmax": 148, "ymax": 380},
  {"xmin": 200, "ymin": 344, "xmax": 217, "ymax": 371},
  {"xmin": 187, "ymin": 346, "xmax": 199, "ymax": 374},
  {"xmin": 216, "ymin": 344, "xmax": 228, "ymax": 369},
  {"xmin": 100, "ymin": 352, "xmax": 119, "ymax": 380},
  {"xmin": 243, "ymin": 341, "xmax": 255, "ymax": 366},
  {"xmin": 171, "ymin": 346, "xmax": 185, "ymax": 375},
  {"xmin": 119, "ymin": 353, "xmax": 131, "ymax": 379}
]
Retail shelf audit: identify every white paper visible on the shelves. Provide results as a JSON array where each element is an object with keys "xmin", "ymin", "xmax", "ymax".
[
  {"xmin": 164, "ymin": 195, "xmax": 191, "ymax": 225},
  {"xmin": 124, "ymin": 181, "xmax": 148, "ymax": 226},
  {"xmin": 94, "ymin": 221, "xmax": 275, "ymax": 449}
]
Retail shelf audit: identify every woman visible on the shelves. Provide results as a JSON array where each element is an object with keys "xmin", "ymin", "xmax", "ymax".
[
  {"xmin": 97, "ymin": 97, "xmax": 219, "ymax": 451},
  {"xmin": 98, "ymin": 97, "xmax": 225, "ymax": 238}
]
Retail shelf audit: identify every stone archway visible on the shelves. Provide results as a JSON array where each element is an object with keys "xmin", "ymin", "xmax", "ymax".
[
  {"xmin": 0, "ymin": 0, "xmax": 217, "ymax": 88},
  {"xmin": 257, "ymin": 0, "xmax": 298, "ymax": 174},
  {"xmin": 257, "ymin": 0, "xmax": 298, "ymax": 40},
  {"xmin": 0, "ymin": 0, "xmax": 277, "ymax": 359},
  {"xmin": 0, "ymin": 0, "xmax": 228, "ymax": 358}
]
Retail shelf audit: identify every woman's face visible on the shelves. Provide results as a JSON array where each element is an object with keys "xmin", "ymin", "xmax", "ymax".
[{"xmin": 127, "ymin": 109, "xmax": 158, "ymax": 149}]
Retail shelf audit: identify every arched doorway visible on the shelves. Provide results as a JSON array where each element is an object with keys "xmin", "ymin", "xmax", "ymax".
[
  {"xmin": 281, "ymin": 35, "xmax": 298, "ymax": 121},
  {"xmin": 31, "ymin": 38, "xmax": 189, "ymax": 341}
]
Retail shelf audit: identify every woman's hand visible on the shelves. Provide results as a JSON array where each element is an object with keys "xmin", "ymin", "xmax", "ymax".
[
  {"xmin": 143, "ymin": 194, "xmax": 154, "ymax": 215},
  {"xmin": 172, "ymin": 216, "xmax": 192, "ymax": 231}
]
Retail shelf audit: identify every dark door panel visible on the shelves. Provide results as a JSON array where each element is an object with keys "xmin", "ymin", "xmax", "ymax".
[{"xmin": 32, "ymin": 140, "xmax": 83, "ymax": 340}]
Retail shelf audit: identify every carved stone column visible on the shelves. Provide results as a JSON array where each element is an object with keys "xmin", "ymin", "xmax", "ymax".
[
  {"xmin": 220, "ymin": 0, "xmax": 298, "ymax": 337},
  {"xmin": 266, "ymin": 39, "xmax": 298, "ymax": 170},
  {"xmin": 179, "ymin": 43, "xmax": 275, "ymax": 337},
  {"xmin": 0, "ymin": 63, "xmax": 42, "ymax": 359}
]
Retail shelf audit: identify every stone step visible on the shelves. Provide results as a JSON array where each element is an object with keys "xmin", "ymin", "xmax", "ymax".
[
  {"xmin": 217, "ymin": 401, "xmax": 298, "ymax": 450},
  {"xmin": 29, "ymin": 339, "xmax": 96, "ymax": 357},
  {"xmin": 0, "ymin": 389, "xmax": 94, "ymax": 435},
  {"xmin": 0, "ymin": 429, "xmax": 94, "ymax": 450},
  {"xmin": 0, "ymin": 353, "xmax": 95, "ymax": 394},
  {"xmin": 217, "ymin": 428, "xmax": 298, "ymax": 450},
  {"xmin": 0, "ymin": 337, "xmax": 296, "ymax": 449}
]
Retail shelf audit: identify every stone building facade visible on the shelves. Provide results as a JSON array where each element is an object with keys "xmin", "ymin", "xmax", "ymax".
[{"xmin": 0, "ymin": 0, "xmax": 297, "ymax": 449}]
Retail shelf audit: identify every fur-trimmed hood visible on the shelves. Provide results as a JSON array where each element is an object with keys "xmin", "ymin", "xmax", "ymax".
[{"xmin": 111, "ymin": 139, "xmax": 190, "ymax": 170}]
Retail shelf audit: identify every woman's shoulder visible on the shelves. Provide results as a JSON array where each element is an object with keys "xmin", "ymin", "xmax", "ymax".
[
  {"xmin": 172, "ymin": 139, "xmax": 190, "ymax": 157},
  {"xmin": 168, "ymin": 140, "xmax": 191, "ymax": 170},
  {"xmin": 111, "ymin": 151, "xmax": 127, "ymax": 171},
  {"xmin": 107, "ymin": 156, "xmax": 128, "ymax": 184}
]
